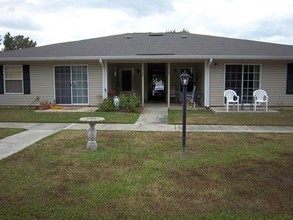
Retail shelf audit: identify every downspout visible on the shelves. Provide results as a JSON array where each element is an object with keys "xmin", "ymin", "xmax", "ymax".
[
  {"xmin": 204, "ymin": 58, "xmax": 213, "ymax": 108},
  {"xmin": 208, "ymin": 58, "xmax": 213, "ymax": 67},
  {"xmin": 99, "ymin": 59, "xmax": 107, "ymax": 99}
]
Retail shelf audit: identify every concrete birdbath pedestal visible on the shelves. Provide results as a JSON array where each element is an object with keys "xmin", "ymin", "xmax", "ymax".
[{"xmin": 79, "ymin": 117, "xmax": 105, "ymax": 151}]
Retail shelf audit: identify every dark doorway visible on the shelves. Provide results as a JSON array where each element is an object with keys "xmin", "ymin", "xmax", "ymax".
[
  {"xmin": 148, "ymin": 63, "xmax": 166, "ymax": 102},
  {"xmin": 121, "ymin": 70, "xmax": 132, "ymax": 91}
]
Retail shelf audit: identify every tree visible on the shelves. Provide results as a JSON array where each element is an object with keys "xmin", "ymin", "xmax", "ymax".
[
  {"xmin": 166, "ymin": 28, "xmax": 189, "ymax": 33},
  {"xmin": 0, "ymin": 35, "xmax": 3, "ymax": 52},
  {"xmin": 3, "ymin": 32, "xmax": 37, "ymax": 51}
]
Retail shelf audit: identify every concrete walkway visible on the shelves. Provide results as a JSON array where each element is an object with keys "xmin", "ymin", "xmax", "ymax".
[
  {"xmin": 1, "ymin": 105, "xmax": 293, "ymax": 160},
  {"xmin": 135, "ymin": 104, "xmax": 168, "ymax": 125},
  {"xmin": 0, "ymin": 123, "xmax": 70, "ymax": 160}
]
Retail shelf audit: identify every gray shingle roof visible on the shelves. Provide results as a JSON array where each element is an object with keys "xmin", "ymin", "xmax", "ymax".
[{"xmin": 1, "ymin": 33, "xmax": 293, "ymax": 61}]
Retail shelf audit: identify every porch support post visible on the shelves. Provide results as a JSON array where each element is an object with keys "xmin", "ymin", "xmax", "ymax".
[
  {"xmin": 141, "ymin": 63, "xmax": 145, "ymax": 108},
  {"xmin": 99, "ymin": 59, "xmax": 108, "ymax": 99},
  {"xmin": 167, "ymin": 62, "xmax": 171, "ymax": 108},
  {"xmin": 204, "ymin": 58, "xmax": 213, "ymax": 108},
  {"xmin": 104, "ymin": 61, "xmax": 108, "ymax": 99}
]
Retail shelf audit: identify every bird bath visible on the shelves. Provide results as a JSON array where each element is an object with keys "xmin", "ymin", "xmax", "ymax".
[{"xmin": 79, "ymin": 117, "xmax": 105, "ymax": 150}]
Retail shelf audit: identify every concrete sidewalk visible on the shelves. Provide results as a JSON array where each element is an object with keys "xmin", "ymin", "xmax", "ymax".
[
  {"xmin": 2, "ymin": 122, "xmax": 293, "ymax": 133},
  {"xmin": 0, "ymin": 123, "xmax": 71, "ymax": 160},
  {"xmin": 68, "ymin": 123, "xmax": 293, "ymax": 133},
  {"xmin": 1, "ymin": 122, "xmax": 293, "ymax": 160}
]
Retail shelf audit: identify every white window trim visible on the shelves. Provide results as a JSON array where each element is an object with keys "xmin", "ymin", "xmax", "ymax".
[{"xmin": 4, "ymin": 65, "xmax": 23, "ymax": 94}]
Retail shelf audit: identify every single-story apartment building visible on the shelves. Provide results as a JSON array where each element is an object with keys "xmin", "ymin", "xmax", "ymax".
[{"xmin": 0, "ymin": 32, "xmax": 293, "ymax": 108}]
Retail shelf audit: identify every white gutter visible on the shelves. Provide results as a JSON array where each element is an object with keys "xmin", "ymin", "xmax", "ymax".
[{"xmin": 204, "ymin": 58, "xmax": 213, "ymax": 108}]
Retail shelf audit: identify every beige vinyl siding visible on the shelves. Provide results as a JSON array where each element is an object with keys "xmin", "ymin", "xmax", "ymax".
[
  {"xmin": 32, "ymin": 64, "xmax": 55, "ymax": 103},
  {"xmin": 209, "ymin": 60, "xmax": 293, "ymax": 107},
  {"xmin": 88, "ymin": 62, "xmax": 103, "ymax": 105},
  {"xmin": 0, "ymin": 62, "xmax": 55, "ymax": 106},
  {"xmin": 210, "ymin": 63, "xmax": 225, "ymax": 106},
  {"xmin": 0, "ymin": 61, "xmax": 103, "ymax": 106},
  {"xmin": 261, "ymin": 61, "xmax": 292, "ymax": 106}
]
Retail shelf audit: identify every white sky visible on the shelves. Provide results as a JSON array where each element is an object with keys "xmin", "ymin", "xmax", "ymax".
[{"xmin": 0, "ymin": 0, "xmax": 293, "ymax": 47}]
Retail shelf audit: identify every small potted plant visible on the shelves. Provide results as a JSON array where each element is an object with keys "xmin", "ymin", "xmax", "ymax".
[
  {"xmin": 38, "ymin": 100, "xmax": 50, "ymax": 110},
  {"xmin": 108, "ymin": 90, "xmax": 116, "ymax": 97}
]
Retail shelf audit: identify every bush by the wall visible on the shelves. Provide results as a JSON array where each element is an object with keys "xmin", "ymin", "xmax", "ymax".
[
  {"xmin": 119, "ymin": 93, "xmax": 141, "ymax": 113},
  {"xmin": 99, "ymin": 93, "xmax": 141, "ymax": 113},
  {"xmin": 99, "ymin": 98, "xmax": 115, "ymax": 112}
]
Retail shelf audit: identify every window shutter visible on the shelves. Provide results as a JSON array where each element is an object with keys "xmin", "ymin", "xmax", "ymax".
[
  {"xmin": 287, "ymin": 64, "xmax": 293, "ymax": 94},
  {"xmin": 23, "ymin": 65, "xmax": 31, "ymax": 94},
  {"xmin": 0, "ymin": 65, "xmax": 3, "ymax": 94}
]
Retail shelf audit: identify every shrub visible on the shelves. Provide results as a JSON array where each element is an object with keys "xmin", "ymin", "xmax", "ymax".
[
  {"xmin": 99, "ymin": 93, "xmax": 141, "ymax": 112},
  {"xmin": 99, "ymin": 98, "xmax": 115, "ymax": 112},
  {"xmin": 119, "ymin": 93, "xmax": 141, "ymax": 113}
]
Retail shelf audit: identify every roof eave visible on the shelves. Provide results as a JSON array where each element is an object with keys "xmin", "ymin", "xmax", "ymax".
[
  {"xmin": 105, "ymin": 55, "xmax": 293, "ymax": 61},
  {"xmin": 0, "ymin": 55, "xmax": 293, "ymax": 62}
]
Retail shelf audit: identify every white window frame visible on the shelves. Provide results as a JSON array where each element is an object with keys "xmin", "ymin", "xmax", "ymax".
[{"xmin": 4, "ymin": 65, "xmax": 23, "ymax": 94}]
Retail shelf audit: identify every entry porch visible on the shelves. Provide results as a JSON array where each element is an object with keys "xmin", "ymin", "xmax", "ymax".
[{"xmin": 103, "ymin": 61, "xmax": 209, "ymax": 108}]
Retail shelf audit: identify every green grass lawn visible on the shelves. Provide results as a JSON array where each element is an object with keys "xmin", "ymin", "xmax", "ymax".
[
  {"xmin": 0, "ymin": 128, "xmax": 26, "ymax": 139},
  {"xmin": 0, "ymin": 108, "xmax": 139, "ymax": 124},
  {"xmin": 168, "ymin": 109, "xmax": 293, "ymax": 126},
  {"xmin": 0, "ymin": 131, "xmax": 292, "ymax": 219}
]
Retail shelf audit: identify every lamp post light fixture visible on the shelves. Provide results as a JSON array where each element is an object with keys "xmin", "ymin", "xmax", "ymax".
[{"xmin": 180, "ymin": 70, "xmax": 191, "ymax": 154}]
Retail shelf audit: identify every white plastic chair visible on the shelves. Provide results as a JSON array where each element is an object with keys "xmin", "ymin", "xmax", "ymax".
[
  {"xmin": 224, "ymin": 89, "xmax": 239, "ymax": 111},
  {"xmin": 253, "ymin": 89, "xmax": 268, "ymax": 111}
]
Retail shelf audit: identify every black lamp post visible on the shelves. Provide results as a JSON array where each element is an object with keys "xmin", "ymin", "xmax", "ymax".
[{"xmin": 180, "ymin": 71, "xmax": 191, "ymax": 154}]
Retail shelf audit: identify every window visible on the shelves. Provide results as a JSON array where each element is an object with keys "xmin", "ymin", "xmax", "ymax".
[
  {"xmin": 55, "ymin": 65, "xmax": 88, "ymax": 104},
  {"xmin": 225, "ymin": 64, "xmax": 260, "ymax": 103},
  {"xmin": 55, "ymin": 66, "xmax": 71, "ymax": 104},
  {"xmin": 4, "ymin": 65, "xmax": 23, "ymax": 94},
  {"xmin": 287, "ymin": 63, "xmax": 293, "ymax": 94},
  {"xmin": 71, "ymin": 66, "xmax": 88, "ymax": 104},
  {"xmin": 121, "ymin": 70, "xmax": 132, "ymax": 91}
]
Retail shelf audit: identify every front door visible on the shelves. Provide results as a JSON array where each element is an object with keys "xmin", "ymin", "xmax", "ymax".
[{"xmin": 148, "ymin": 63, "xmax": 165, "ymax": 101}]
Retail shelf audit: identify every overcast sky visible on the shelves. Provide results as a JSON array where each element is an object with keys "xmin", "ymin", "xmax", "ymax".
[{"xmin": 0, "ymin": 0, "xmax": 293, "ymax": 47}]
